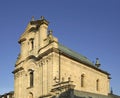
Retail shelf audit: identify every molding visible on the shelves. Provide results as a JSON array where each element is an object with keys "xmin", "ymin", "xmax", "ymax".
[
  {"xmin": 15, "ymin": 47, "xmax": 110, "ymax": 76},
  {"xmin": 18, "ymin": 38, "xmax": 26, "ymax": 44},
  {"xmin": 12, "ymin": 67, "xmax": 24, "ymax": 74},
  {"xmin": 30, "ymin": 19, "xmax": 49, "ymax": 26},
  {"xmin": 37, "ymin": 47, "xmax": 110, "ymax": 75},
  {"xmin": 15, "ymin": 60, "xmax": 24, "ymax": 67}
]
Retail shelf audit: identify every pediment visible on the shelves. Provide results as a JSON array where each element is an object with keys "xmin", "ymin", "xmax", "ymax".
[{"xmin": 18, "ymin": 22, "xmax": 37, "ymax": 43}]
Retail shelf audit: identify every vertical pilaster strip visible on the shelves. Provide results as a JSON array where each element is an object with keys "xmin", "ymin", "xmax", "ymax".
[
  {"xmin": 42, "ymin": 63, "xmax": 43, "ymax": 96},
  {"xmin": 59, "ymin": 51, "xmax": 61, "ymax": 82},
  {"xmin": 46, "ymin": 59, "xmax": 48, "ymax": 94}
]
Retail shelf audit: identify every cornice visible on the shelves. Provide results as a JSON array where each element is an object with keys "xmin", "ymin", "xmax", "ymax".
[
  {"xmin": 38, "ymin": 47, "xmax": 110, "ymax": 76},
  {"xmin": 18, "ymin": 38, "xmax": 26, "ymax": 44},
  {"xmin": 15, "ymin": 47, "xmax": 110, "ymax": 76},
  {"xmin": 12, "ymin": 67, "xmax": 24, "ymax": 74},
  {"xmin": 30, "ymin": 19, "xmax": 49, "ymax": 26}
]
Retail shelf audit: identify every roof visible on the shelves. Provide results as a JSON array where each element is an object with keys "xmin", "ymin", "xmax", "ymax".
[
  {"xmin": 59, "ymin": 44, "xmax": 94, "ymax": 66},
  {"xmin": 74, "ymin": 90, "xmax": 120, "ymax": 98},
  {"xmin": 0, "ymin": 91, "xmax": 14, "ymax": 98},
  {"xmin": 58, "ymin": 43, "xmax": 110, "ymax": 75},
  {"xmin": 74, "ymin": 90, "xmax": 108, "ymax": 98}
]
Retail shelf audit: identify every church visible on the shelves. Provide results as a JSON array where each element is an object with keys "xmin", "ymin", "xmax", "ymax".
[{"xmin": 0, "ymin": 16, "xmax": 120, "ymax": 98}]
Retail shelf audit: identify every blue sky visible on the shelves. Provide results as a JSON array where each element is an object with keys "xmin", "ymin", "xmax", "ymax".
[{"xmin": 0, "ymin": 0, "xmax": 120, "ymax": 95}]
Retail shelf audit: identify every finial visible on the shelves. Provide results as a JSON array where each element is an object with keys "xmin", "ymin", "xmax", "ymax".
[
  {"xmin": 31, "ymin": 16, "xmax": 35, "ymax": 21},
  {"xmin": 111, "ymin": 87, "xmax": 113, "ymax": 94},
  {"xmin": 95, "ymin": 58, "xmax": 101, "ymax": 68},
  {"xmin": 48, "ymin": 30, "xmax": 53, "ymax": 35},
  {"xmin": 41, "ymin": 16, "xmax": 44, "ymax": 20}
]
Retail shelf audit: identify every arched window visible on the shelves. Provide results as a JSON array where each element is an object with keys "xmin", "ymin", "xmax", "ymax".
[
  {"xmin": 81, "ymin": 74, "xmax": 84, "ymax": 87},
  {"xmin": 96, "ymin": 79, "xmax": 99, "ymax": 91},
  {"xmin": 29, "ymin": 38, "xmax": 34, "ymax": 50},
  {"xmin": 29, "ymin": 92, "xmax": 33, "ymax": 98},
  {"xmin": 30, "ymin": 71, "xmax": 34, "ymax": 87},
  {"xmin": 31, "ymin": 40, "xmax": 34, "ymax": 50}
]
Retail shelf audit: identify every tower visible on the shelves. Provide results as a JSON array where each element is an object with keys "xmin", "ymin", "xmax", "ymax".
[{"xmin": 13, "ymin": 17, "xmax": 59, "ymax": 98}]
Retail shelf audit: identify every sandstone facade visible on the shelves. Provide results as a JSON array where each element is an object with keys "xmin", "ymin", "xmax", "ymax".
[{"xmin": 13, "ymin": 17, "xmax": 110, "ymax": 98}]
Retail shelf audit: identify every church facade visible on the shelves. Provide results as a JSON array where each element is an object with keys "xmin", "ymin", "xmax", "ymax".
[{"xmin": 1, "ymin": 17, "xmax": 120, "ymax": 98}]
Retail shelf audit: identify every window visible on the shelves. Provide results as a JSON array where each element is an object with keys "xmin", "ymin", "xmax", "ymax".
[
  {"xmin": 29, "ymin": 92, "xmax": 33, "ymax": 98},
  {"xmin": 81, "ymin": 74, "xmax": 84, "ymax": 87},
  {"xmin": 29, "ymin": 38, "xmax": 34, "ymax": 50},
  {"xmin": 31, "ymin": 39, "xmax": 34, "ymax": 50},
  {"xmin": 96, "ymin": 79, "xmax": 99, "ymax": 91},
  {"xmin": 30, "ymin": 71, "xmax": 34, "ymax": 87}
]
